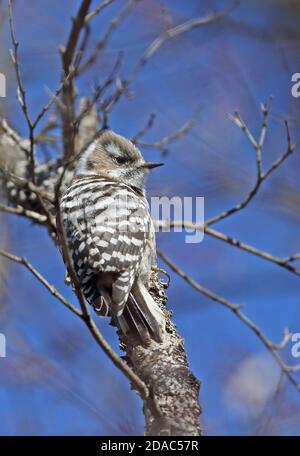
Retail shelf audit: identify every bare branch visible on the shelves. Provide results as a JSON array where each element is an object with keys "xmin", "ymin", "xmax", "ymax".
[
  {"xmin": 32, "ymin": 75, "xmax": 73, "ymax": 130},
  {"xmin": 0, "ymin": 250, "xmax": 82, "ymax": 317},
  {"xmin": 130, "ymin": 1, "xmax": 239, "ymax": 82},
  {"xmin": 79, "ymin": 0, "xmax": 140, "ymax": 74},
  {"xmin": 283, "ymin": 252, "xmax": 300, "ymax": 264},
  {"xmin": 61, "ymin": 0, "xmax": 92, "ymax": 72},
  {"xmin": 60, "ymin": 0, "xmax": 93, "ymax": 158},
  {"xmin": 131, "ymin": 113, "xmax": 156, "ymax": 142},
  {"xmin": 158, "ymin": 250, "xmax": 300, "ymax": 393},
  {"xmin": 272, "ymin": 328, "xmax": 293, "ymax": 351},
  {"xmin": 0, "ymin": 203, "xmax": 47, "ymax": 224},
  {"xmin": 135, "ymin": 118, "xmax": 196, "ymax": 154},
  {"xmin": 264, "ymin": 121, "xmax": 300, "ymax": 179},
  {"xmin": 0, "ymin": 117, "xmax": 29, "ymax": 155},
  {"xmin": 229, "ymin": 111, "xmax": 257, "ymax": 148},
  {"xmin": 102, "ymin": 1, "xmax": 239, "ymax": 121},
  {"xmin": 204, "ymin": 226, "xmax": 300, "ymax": 276},
  {"xmin": 8, "ymin": 0, "xmax": 35, "ymax": 180},
  {"xmin": 85, "ymin": 0, "xmax": 114, "ymax": 22},
  {"xmin": 155, "ymin": 220, "xmax": 300, "ymax": 278},
  {"xmin": 207, "ymin": 106, "xmax": 299, "ymax": 226},
  {"xmin": 158, "ymin": 249, "xmax": 242, "ymax": 312},
  {"xmin": 74, "ymin": 53, "xmax": 123, "ymax": 135}
]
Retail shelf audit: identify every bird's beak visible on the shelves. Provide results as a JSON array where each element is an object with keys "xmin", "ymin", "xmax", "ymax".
[{"xmin": 142, "ymin": 162, "xmax": 164, "ymax": 169}]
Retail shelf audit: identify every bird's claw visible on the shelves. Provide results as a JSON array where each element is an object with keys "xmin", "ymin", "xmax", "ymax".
[
  {"xmin": 64, "ymin": 271, "xmax": 71, "ymax": 286},
  {"xmin": 152, "ymin": 266, "xmax": 170, "ymax": 288}
]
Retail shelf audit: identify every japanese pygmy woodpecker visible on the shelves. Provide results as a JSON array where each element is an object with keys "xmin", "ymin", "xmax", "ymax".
[{"xmin": 59, "ymin": 130, "xmax": 165, "ymax": 343}]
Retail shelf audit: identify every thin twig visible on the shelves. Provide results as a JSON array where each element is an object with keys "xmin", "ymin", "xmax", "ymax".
[
  {"xmin": 283, "ymin": 252, "xmax": 300, "ymax": 264},
  {"xmin": 0, "ymin": 203, "xmax": 47, "ymax": 224},
  {"xmin": 0, "ymin": 250, "xmax": 82, "ymax": 317},
  {"xmin": 79, "ymin": 0, "xmax": 140, "ymax": 74},
  {"xmin": 74, "ymin": 52, "xmax": 123, "ymax": 133},
  {"xmin": 32, "ymin": 74, "xmax": 74, "ymax": 130},
  {"xmin": 206, "ymin": 110, "xmax": 298, "ymax": 226},
  {"xmin": 85, "ymin": 0, "xmax": 114, "ymax": 22},
  {"xmin": 264, "ymin": 122, "xmax": 300, "ymax": 179},
  {"xmin": 135, "ymin": 118, "xmax": 196, "ymax": 154},
  {"xmin": 8, "ymin": 0, "xmax": 35, "ymax": 181},
  {"xmin": 0, "ymin": 117, "xmax": 29, "ymax": 155},
  {"xmin": 130, "ymin": 1, "xmax": 239, "ymax": 83},
  {"xmin": 73, "ymin": 23, "xmax": 91, "ymax": 72},
  {"xmin": 103, "ymin": 1, "xmax": 239, "ymax": 116},
  {"xmin": 158, "ymin": 249, "xmax": 242, "ymax": 311},
  {"xmin": 204, "ymin": 225, "xmax": 300, "ymax": 277},
  {"xmin": 132, "ymin": 113, "xmax": 156, "ymax": 142}
]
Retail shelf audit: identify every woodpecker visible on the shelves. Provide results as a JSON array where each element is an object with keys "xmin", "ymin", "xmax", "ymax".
[{"xmin": 59, "ymin": 130, "xmax": 165, "ymax": 343}]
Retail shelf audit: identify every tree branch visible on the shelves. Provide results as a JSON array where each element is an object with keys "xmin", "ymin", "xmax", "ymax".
[
  {"xmin": 158, "ymin": 249, "xmax": 300, "ymax": 392},
  {"xmin": 60, "ymin": 0, "xmax": 93, "ymax": 159}
]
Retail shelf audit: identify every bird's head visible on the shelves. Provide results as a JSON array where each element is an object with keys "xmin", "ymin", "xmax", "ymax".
[{"xmin": 75, "ymin": 130, "xmax": 163, "ymax": 192}]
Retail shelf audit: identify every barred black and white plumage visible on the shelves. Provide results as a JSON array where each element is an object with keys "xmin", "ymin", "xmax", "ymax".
[
  {"xmin": 59, "ymin": 130, "xmax": 165, "ymax": 343},
  {"xmin": 61, "ymin": 176, "xmax": 149, "ymax": 314}
]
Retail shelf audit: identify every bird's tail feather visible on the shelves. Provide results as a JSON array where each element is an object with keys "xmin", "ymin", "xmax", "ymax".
[{"xmin": 118, "ymin": 279, "xmax": 165, "ymax": 343}]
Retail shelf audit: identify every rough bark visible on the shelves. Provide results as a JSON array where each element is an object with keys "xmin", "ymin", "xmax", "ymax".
[{"xmin": 120, "ymin": 272, "xmax": 201, "ymax": 436}]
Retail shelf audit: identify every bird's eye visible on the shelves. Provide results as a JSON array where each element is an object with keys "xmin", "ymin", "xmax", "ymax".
[{"xmin": 114, "ymin": 156, "xmax": 127, "ymax": 164}]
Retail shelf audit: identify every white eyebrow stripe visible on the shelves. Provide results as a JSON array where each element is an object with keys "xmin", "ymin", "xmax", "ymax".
[
  {"xmin": 106, "ymin": 143, "xmax": 122, "ymax": 158},
  {"xmin": 76, "ymin": 142, "xmax": 97, "ymax": 174}
]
